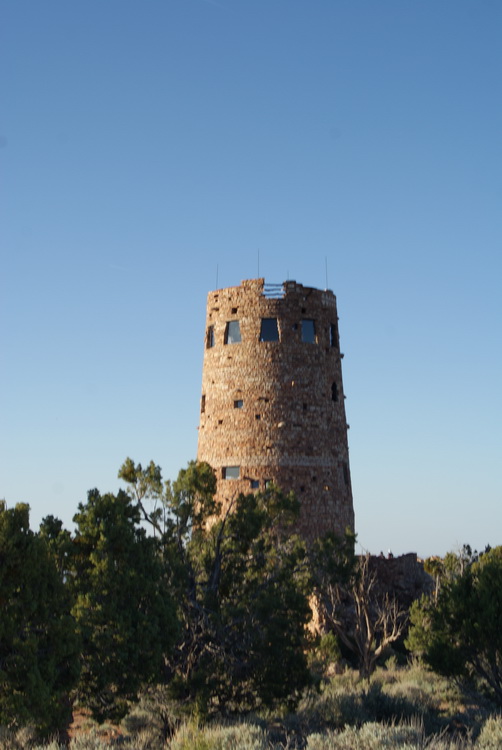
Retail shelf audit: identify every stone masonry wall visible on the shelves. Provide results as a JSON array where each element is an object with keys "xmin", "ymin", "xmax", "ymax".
[{"xmin": 196, "ymin": 278, "xmax": 355, "ymax": 543}]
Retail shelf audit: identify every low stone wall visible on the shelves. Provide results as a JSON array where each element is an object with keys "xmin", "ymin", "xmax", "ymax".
[{"xmin": 369, "ymin": 552, "xmax": 433, "ymax": 607}]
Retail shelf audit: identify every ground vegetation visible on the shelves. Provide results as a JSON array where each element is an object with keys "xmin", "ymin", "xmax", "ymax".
[{"xmin": 2, "ymin": 663, "xmax": 500, "ymax": 748}]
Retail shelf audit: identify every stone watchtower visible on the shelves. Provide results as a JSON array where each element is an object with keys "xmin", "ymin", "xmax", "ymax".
[{"xmin": 196, "ymin": 278, "xmax": 354, "ymax": 542}]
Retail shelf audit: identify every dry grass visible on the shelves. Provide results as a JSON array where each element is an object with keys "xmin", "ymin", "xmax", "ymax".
[{"xmin": 1, "ymin": 664, "xmax": 501, "ymax": 749}]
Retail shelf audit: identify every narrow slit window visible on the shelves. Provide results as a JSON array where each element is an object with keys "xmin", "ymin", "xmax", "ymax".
[
  {"xmin": 223, "ymin": 466, "xmax": 240, "ymax": 480},
  {"xmin": 330, "ymin": 323, "xmax": 339, "ymax": 348},
  {"xmin": 201, "ymin": 394, "xmax": 206, "ymax": 413},
  {"xmin": 259, "ymin": 318, "xmax": 279, "ymax": 342},
  {"xmin": 343, "ymin": 463, "xmax": 349, "ymax": 486},
  {"xmin": 331, "ymin": 382, "xmax": 338, "ymax": 402},
  {"xmin": 234, "ymin": 399, "xmax": 243, "ymax": 409},
  {"xmin": 301, "ymin": 319, "xmax": 316, "ymax": 343},
  {"xmin": 206, "ymin": 325, "xmax": 215, "ymax": 348},
  {"xmin": 224, "ymin": 320, "xmax": 241, "ymax": 344}
]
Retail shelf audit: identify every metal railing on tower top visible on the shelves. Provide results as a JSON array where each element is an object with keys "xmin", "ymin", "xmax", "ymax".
[{"xmin": 262, "ymin": 283, "xmax": 285, "ymax": 299}]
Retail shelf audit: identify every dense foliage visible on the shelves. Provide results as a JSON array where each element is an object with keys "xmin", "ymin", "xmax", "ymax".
[
  {"xmin": 0, "ymin": 503, "xmax": 80, "ymax": 737},
  {"xmin": 407, "ymin": 546, "xmax": 502, "ymax": 706},
  {"xmin": 119, "ymin": 459, "xmax": 313, "ymax": 715},
  {"xmin": 2, "ymin": 459, "xmax": 498, "ymax": 741},
  {"xmin": 71, "ymin": 489, "xmax": 178, "ymax": 721},
  {"xmin": 0, "ymin": 460, "xmax": 349, "ymax": 736}
]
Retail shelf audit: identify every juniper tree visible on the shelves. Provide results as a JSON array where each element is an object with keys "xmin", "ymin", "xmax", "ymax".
[
  {"xmin": 119, "ymin": 460, "xmax": 312, "ymax": 715},
  {"xmin": 0, "ymin": 503, "xmax": 80, "ymax": 738},
  {"xmin": 407, "ymin": 545, "xmax": 502, "ymax": 705},
  {"xmin": 70, "ymin": 488, "xmax": 178, "ymax": 721}
]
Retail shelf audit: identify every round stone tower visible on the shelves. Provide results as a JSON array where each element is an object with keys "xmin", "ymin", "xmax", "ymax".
[{"xmin": 197, "ymin": 278, "xmax": 354, "ymax": 542}]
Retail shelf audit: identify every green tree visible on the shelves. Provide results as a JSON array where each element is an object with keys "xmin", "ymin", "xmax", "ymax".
[
  {"xmin": 0, "ymin": 503, "xmax": 80, "ymax": 738},
  {"xmin": 423, "ymin": 545, "xmax": 487, "ymax": 602},
  {"xmin": 39, "ymin": 514, "xmax": 74, "ymax": 579},
  {"xmin": 407, "ymin": 546, "xmax": 502, "ymax": 705},
  {"xmin": 71, "ymin": 489, "xmax": 178, "ymax": 722},
  {"xmin": 118, "ymin": 456, "xmax": 218, "ymax": 539},
  {"xmin": 119, "ymin": 461, "xmax": 312, "ymax": 715}
]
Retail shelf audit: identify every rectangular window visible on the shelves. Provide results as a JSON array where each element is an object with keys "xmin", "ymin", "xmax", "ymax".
[
  {"xmin": 264, "ymin": 479, "xmax": 272, "ymax": 489},
  {"xmin": 201, "ymin": 394, "xmax": 206, "ymax": 413},
  {"xmin": 330, "ymin": 323, "xmax": 338, "ymax": 348},
  {"xmin": 259, "ymin": 318, "xmax": 279, "ymax": 342},
  {"xmin": 234, "ymin": 399, "xmax": 243, "ymax": 409},
  {"xmin": 224, "ymin": 320, "xmax": 241, "ymax": 344},
  {"xmin": 250, "ymin": 479, "xmax": 259, "ymax": 489},
  {"xmin": 301, "ymin": 319, "xmax": 316, "ymax": 343},
  {"xmin": 206, "ymin": 326, "xmax": 215, "ymax": 348},
  {"xmin": 223, "ymin": 466, "xmax": 240, "ymax": 480}
]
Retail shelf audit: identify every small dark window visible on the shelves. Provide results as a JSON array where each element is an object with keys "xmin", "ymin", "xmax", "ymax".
[
  {"xmin": 223, "ymin": 466, "xmax": 240, "ymax": 480},
  {"xmin": 303, "ymin": 402, "xmax": 308, "ymax": 411},
  {"xmin": 225, "ymin": 320, "xmax": 241, "ymax": 344},
  {"xmin": 201, "ymin": 394, "xmax": 206, "ymax": 413},
  {"xmin": 231, "ymin": 307, "xmax": 238, "ymax": 314},
  {"xmin": 206, "ymin": 326, "xmax": 215, "ymax": 348},
  {"xmin": 330, "ymin": 323, "xmax": 338, "ymax": 348},
  {"xmin": 234, "ymin": 399, "xmax": 243, "ymax": 409},
  {"xmin": 260, "ymin": 318, "xmax": 279, "ymax": 342},
  {"xmin": 343, "ymin": 463, "xmax": 349, "ymax": 486},
  {"xmin": 250, "ymin": 479, "xmax": 259, "ymax": 489},
  {"xmin": 301, "ymin": 319, "xmax": 316, "ymax": 343},
  {"xmin": 331, "ymin": 382, "xmax": 338, "ymax": 402},
  {"xmin": 255, "ymin": 414, "xmax": 261, "ymax": 420},
  {"xmin": 264, "ymin": 479, "xmax": 272, "ymax": 489}
]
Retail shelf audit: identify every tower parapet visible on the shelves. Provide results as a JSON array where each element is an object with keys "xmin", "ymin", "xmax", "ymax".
[{"xmin": 197, "ymin": 278, "xmax": 354, "ymax": 542}]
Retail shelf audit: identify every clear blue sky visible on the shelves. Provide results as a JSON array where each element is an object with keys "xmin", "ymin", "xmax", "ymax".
[{"xmin": 2, "ymin": 0, "xmax": 501, "ymax": 558}]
